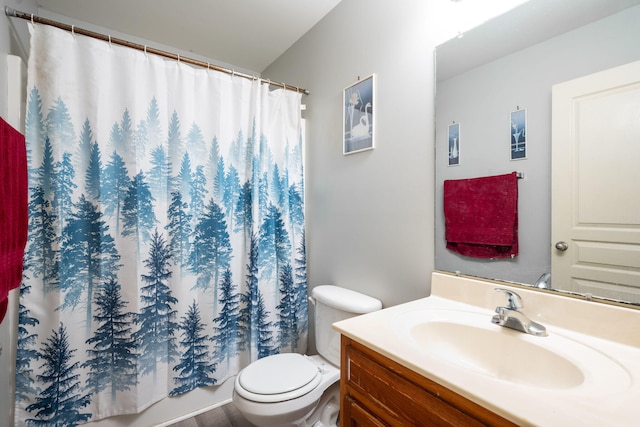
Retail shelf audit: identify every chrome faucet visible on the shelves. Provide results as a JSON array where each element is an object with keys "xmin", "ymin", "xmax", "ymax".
[
  {"xmin": 491, "ymin": 288, "xmax": 547, "ymax": 336},
  {"xmin": 534, "ymin": 272, "xmax": 552, "ymax": 289}
]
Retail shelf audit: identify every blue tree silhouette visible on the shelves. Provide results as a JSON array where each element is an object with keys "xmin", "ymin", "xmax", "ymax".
[
  {"xmin": 189, "ymin": 199, "xmax": 232, "ymax": 299},
  {"xmin": 186, "ymin": 122, "xmax": 206, "ymax": 161},
  {"xmin": 276, "ymin": 264, "xmax": 299, "ymax": 351},
  {"xmin": 118, "ymin": 109, "xmax": 134, "ymax": 157},
  {"xmin": 293, "ymin": 235, "xmax": 309, "ymax": 340},
  {"xmin": 15, "ymin": 283, "xmax": 40, "ymax": 402},
  {"xmin": 25, "ymin": 87, "xmax": 46, "ymax": 182},
  {"xmin": 170, "ymin": 301, "xmax": 217, "ymax": 396},
  {"xmin": 288, "ymin": 183, "xmax": 304, "ymax": 240},
  {"xmin": 256, "ymin": 171, "xmax": 269, "ymax": 219},
  {"xmin": 122, "ymin": 172, "xmax": 157, "ymax": 241},
  {"xmin": 258, "ymin": 204, "xmax": 291, "ymax": 283},
  {"xmin": 76, "ymin": 118, "xmax": 95, "ymax": 172},
  {"xmin": 254, "ymin": 292, "xmax": 276, "ymax": 358},
  {"xmin": 270, "ymin": 163, "xmax": 285, "ymax": 208},
  {"xmin": 177, "ymin": 152, "xmax": 193, "ymax": 207},
  {"xmin": 134, "ymin": 229, "xmax": 179, "ymax": 380},
  {"xmin": 37, "ymin": 137, "xmax": 56, "ymax": 197},
  {"xmin": 213, "ymin": 157, "xmax": 226, "ymax": 203},
  {"xmin": 148, "ymin": 145, "xmax": 171, "ymax": 198},
  {"xmin": 52, "ymin": 152, "xmax": 77, "ymax": 230},
  {"xmin": 60, "ymin": 195, "xmax": 121, "ymax": 330},
  {"xmin": 109, "ymin": 122, "xmax": 122, "ymax": 156},
  {"xmin": 228, "ymin": 130, "xmax": 244, "ymax": 166},
  {"xmin": 167, "ymin": 111, "xmax": 183, "ymax": 184},
  {"xmin": 190, "ymin": 165, "xmax": 208, "ymax": 224},
  {"xmin": 211, "ymin": 269, "xmax": 243, "ymax": 370},
  {"xmin": 25, "ymin": 323, "xmax": 92, "ymax": 426},
  {"xmin": 83, "ymin": 278, "xmax": 137, "ymax": 400},
  {"xmin": 233, "ymin": 181, "xmax": 253, "ymax": 237},
  {"xmin": 240, "ymin": 235, "xmax": 275, "ymax": 359},
  {"xmin": 223, "ymin": 165, "xmax": 240, "ymax": 228},
  {"xmin": 145, "ymin": 97, "xmax": 162, "ymax": 148},
  {"xmin": 26, "ymin": 186, "xmax": 59, "ymax": 292},
  {"xmin": 85, "ymin": 142, "xmax": 102, "ymax": 200},
  {"xmin": 103, "ymin": 151, "xmax": 131, "ymax": 235},
  {"xmin": 166, "ymin": 191, "xmax": 192, "ymax": 269},
  {"xmin": 206, "ymin": 136, "xmax": 221, "ymax": 182},
  {"xmin": 245, "ymin": 121, "xmax": 257, "ymax": 168},
  {"xmin": 254, "ymin": 136, "xmax": 276, "ymax": 216},
  {"xmin": 134, "ymin": 118, "xmax": 148, "ymax": 159},
  {"xmin": 46, "ymin": 96, "xmax": 76, "ymax": 150}
]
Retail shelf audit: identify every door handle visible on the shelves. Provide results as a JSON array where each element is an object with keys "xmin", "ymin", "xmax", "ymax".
[{"xmin": 555, "ymin": 241, "xmax": 569, "ymax": 251}]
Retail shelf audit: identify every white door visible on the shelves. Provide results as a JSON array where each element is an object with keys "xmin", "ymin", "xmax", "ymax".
[{"xmin": 552, "ymin": 60, "xmax": 640, "ymax": 302}]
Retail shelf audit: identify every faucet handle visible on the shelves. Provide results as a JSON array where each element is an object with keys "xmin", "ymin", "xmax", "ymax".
[{"xmin": 494, "ymin": 288, "xmax": 523, "ymax": 310}]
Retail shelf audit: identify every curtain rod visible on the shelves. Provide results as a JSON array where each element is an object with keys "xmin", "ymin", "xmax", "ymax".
[{"xmin": 4, "ymin": 6, "xmax": 309, "ymax": 96}]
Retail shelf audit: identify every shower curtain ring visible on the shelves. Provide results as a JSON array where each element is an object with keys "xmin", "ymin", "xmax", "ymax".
[
  {"xmin": 30, "ymin": 14, "xmax": 34, "ymax": 24},
  {"xmin": 71, "ymin": 25, "xmax": 75, "ymax": 36}
]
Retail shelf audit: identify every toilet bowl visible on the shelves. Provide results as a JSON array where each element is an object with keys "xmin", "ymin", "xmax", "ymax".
[
  {"xmin": 232, "ymin": 285, "xmax": 382, "ymax": 427},
  {"xmin": 233, "ymin": 354, "xmax": 340, "ymax": 427}
]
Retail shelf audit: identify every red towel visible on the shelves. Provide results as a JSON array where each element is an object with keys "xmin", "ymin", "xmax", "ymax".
[
  {"xmin": 444, "ymin": 172, "xmax": 518, "ymax": 258},
  {"xmin": 0, "ymin": 117, "xmax": 28, "ymax": 324}
]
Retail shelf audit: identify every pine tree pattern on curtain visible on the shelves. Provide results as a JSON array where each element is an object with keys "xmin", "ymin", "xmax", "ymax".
[{"xmin": 15, "ymin": 23, "xmax": 306, "ymax": 425}]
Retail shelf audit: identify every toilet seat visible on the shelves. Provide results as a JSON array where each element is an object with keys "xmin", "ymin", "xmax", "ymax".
[{"xmin": 235, "ymin": 353, "xmax": 321, "ymax": 403}]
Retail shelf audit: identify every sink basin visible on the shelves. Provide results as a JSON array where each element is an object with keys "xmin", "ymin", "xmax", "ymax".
[
  {"xmin": 411, "ymin": 319, "xmax": 583, "ymax": 389},
  {"xmin": 393, "ymin": 308, "xmax": 631, "ymax": 391}
]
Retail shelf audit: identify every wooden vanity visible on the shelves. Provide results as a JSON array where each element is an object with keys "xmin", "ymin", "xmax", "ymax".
[
  {"xmin": 333, "ymin": 272, "xmax": 640, "ymax": 426},
  {"xmin": 340, "ymin": 336, "xmax": 516, "ymax": 426}
]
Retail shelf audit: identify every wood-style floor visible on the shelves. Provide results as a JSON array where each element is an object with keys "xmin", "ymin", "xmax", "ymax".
[{"xmin": 169, "ymin": 403, "xmax": 253, "ymax": 427}]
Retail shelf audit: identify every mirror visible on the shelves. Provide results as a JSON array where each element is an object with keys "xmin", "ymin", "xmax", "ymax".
[{"xmin": 435, "ymin": 0, "xmax": 640, "ymax": 306}]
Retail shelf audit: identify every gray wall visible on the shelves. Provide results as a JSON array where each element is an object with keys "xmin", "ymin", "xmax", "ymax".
[
  {"xmin": 264, "ymin": 0, "xmax": 439, "ymax": 317},
  {"xmin": 434, "ymin": 6, "xmax": 640, "ymax": 286}
]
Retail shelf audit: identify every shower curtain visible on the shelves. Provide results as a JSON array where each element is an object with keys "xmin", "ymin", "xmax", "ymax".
[{"xmin": 15, "ymin": 23, "xmax": 306, "ymax": 425}]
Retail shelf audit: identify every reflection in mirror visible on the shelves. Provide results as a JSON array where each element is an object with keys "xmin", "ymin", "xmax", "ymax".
[{"xmin": 435, "ymin": 0, "xmax": 640, "ymax": 306}]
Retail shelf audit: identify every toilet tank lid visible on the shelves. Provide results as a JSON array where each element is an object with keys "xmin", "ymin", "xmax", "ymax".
[{"xmin": 311, "ymin": 285, "xmax": 382, "ymax": 314}]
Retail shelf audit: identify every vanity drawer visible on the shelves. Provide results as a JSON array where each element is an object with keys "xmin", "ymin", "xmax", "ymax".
[
  {"xmin": 340, "ymin": 336, "xmax": 517, "ymax": 427},
  {"xmin": 342, "ymin": 395, "xmax": 389, "ymax": 427}
]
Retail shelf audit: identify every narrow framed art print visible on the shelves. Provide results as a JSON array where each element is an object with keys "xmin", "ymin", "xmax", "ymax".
[
  {"xmin": 448, "ymin": 122, "xmax": 460, "ymax": 166},
  {"xmin": 343, "ymin": 74, "xmax": 374, "ymax": 155},
  {"xmin": 510, "ymin": 108, "xmax": 527, "ymax": 160}
]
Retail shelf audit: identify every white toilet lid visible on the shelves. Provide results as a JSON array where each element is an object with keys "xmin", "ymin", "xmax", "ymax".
[{"xmin": 236, "ymin": 353, "xmax": 321, "ymax": 403}]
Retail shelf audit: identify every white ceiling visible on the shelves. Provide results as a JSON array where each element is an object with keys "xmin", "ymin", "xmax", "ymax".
[{"xmin": 36, "ymin": 0, "xmax": 343, "ymax": 73}]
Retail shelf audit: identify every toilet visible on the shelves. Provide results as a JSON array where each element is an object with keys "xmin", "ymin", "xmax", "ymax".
[{"xmin": 232, "ymin": 285, "xmax": 382, "ymax": 427}]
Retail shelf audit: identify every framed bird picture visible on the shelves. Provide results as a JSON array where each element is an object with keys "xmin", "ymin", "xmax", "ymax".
[{"xmin": 343, "ymin": 74, "xmax": 375, "ymax": 155}]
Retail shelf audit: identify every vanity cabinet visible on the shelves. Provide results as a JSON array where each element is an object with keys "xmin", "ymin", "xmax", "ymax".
[{"xmin": 340, "ymin": 336, "xmax": 517, "ymax": 427}]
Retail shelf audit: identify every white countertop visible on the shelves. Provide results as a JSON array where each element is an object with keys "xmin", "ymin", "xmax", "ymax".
[{"xmin": 333, "ymin": 272, "xmax": 640, "ymax": 426}]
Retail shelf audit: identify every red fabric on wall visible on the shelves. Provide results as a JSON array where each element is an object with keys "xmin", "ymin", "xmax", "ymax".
[
  {"xmin": 444, "ymin": 172, "xmax": 518, "ymax": 258},
  {"xmin": 0, "ymin": 117, "xmax": 28, "ymax": 324}
]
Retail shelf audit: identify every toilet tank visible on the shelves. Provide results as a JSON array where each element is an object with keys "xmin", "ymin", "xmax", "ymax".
[{"xmin": 311, "ymin": 285, "xmax": 382, "ymax": 366}]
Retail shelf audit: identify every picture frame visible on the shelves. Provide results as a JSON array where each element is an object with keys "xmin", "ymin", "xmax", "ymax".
[
  {"xmin": 510, "ymin": 108, "xmax": 527, "ymax": 160},
  {"xmin": 448, "ymin": 122, "xmax": 460, "ymax": 166},
  {"xmin": 343, "ymin": 74, "xmax": 375, "ymax": 155}
]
